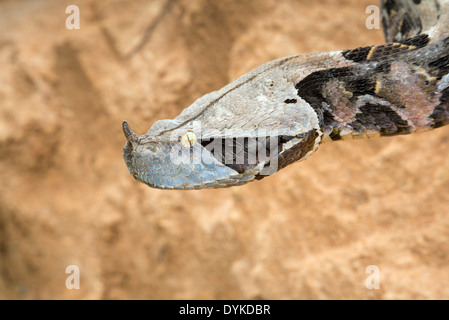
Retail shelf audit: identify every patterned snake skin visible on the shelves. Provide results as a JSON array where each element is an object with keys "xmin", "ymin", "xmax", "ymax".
[{"xmin": 123, "ymin": 0, "xmax": 449, "ymax": 190}]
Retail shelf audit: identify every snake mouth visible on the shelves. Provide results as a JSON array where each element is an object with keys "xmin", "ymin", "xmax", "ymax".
[{"xmin": 148, "ymin": 162, "xmax": 266, "ymax": 190}]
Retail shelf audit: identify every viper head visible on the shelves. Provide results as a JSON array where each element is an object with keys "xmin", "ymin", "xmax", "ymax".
[
  {"xmin": 122, "ymin": 120, "xmax": 270, "ymax": 190},
  {"xmin": 122, "ymin": 57, "xmax": 325, "ymax": 190}
]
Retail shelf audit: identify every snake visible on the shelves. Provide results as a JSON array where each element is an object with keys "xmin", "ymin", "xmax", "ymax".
[{"xmin": 123, "ymin": 0, "xmax": 449, "ymax": 190}]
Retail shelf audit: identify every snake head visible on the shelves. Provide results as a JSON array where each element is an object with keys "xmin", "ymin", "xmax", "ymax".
[
  {"xmin": 122, "ymin": 56, "xmax": 327, "ymax": 190},
  {"xmin": 122, "ymin": 120, "xmax": 268, "ymax": 190}
]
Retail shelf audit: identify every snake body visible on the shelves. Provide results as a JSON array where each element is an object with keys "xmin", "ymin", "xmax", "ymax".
[{"xmin": 123, "ymin": 0, "xmax": 449, "ymax": 190}]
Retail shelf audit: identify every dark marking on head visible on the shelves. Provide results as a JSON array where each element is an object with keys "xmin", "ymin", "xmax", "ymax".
[
  {"xmin": 350, "ymin": 103, "xmax": 411, "ymax": 136},
  {"xmin": 284, "ymin": 98, "xmax": 297, "ymax": 104},
  {"xmin": 295, "ymin": 69, "xmax": 336, "ymax": 126},
  {"xmin": 413, "ymin": 0, "xmax": 421, "ymax": 4},
  {"xmin": 278, "ymin": 130, "xmax": 318, "ymax": 170},
  {"xmin": 200, "ymin": 134, "xmax": 307, "ymax": 175},
  {"xmin": 255, "ymin": 129, "xmax": 319, "ymax": 180},
  {"xmin": 296, "ymin": 66, "xmax": 377, "ymax": 130},
  {"xmin": 295, "ymin": 66, "xmax": 371, "ymax": 103}
]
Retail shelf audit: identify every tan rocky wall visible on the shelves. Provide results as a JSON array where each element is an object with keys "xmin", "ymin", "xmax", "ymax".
[{"xmin": 0, "ymin": 0, "xmax": 448, "ymax": 299}]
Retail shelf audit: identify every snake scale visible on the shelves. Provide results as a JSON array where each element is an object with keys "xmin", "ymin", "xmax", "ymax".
[{"xmin": 123, "ymin": 0, "xmax": 449, "ymax": 190}]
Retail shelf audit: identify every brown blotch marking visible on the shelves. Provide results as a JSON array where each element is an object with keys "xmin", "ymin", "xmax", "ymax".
[
  {"xmin": 296, "ymin": 66, "xmax": 377, "ymax": 131},
  {"xmin": 342, "ymin": 46, "xmax": 373, "ymax": 63},
  {"xmin": 350, "ymin": 103, "xmax": 411, "ymax": 136}
]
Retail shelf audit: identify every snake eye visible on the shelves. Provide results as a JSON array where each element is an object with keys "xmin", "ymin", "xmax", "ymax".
[
  {"xmin": 181, "ymin": 132, "xmax": 197, "ymax": 148},
  {"xmin": 145, "ymin": 142, "xmax": 160, "ymax": 153}
]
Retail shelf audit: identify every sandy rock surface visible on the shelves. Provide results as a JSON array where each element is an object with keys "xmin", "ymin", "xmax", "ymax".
[{"xmin": 0, "ymin": 0, "xmax": 448, "ymax": 299}]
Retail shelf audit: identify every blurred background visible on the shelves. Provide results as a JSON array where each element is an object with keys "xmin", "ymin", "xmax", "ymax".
[{"xmin": 0, "ymin": 0, "xmax": 448, "ymax": 299}]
